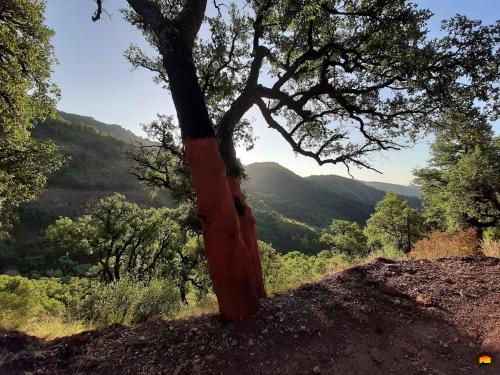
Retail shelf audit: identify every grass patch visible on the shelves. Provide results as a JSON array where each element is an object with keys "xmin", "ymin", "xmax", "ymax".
[
  {"xmin": 481, "ymin": 239, "xmax": 500, "ymax": 258},
  {"xmin": 21, "ymin": 317, "xmax": 91, "ymax": 339},
  {"xmin": 0, "ymin": 316, "xmax": 91, "ymax": 340},
  {"xmin": 410, "ymin": 229, "xmax": 478, "ymax": 260},
  {"xmin": 364, "ymin": 247, "xmax": 408, "ymax": 262},
  {"xmin": 174, "ymin": 297, "xmax": 219, "ymax": 319}
]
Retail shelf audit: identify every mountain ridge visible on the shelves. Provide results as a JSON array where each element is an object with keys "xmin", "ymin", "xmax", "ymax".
[{"xmin": 246, "ymin": 161, "xmax": 421, "ymax": 199}]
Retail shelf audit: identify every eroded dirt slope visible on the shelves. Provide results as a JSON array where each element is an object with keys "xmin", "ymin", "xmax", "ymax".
[{"xmin": 1, "ymin": 256, "xmax": 499, "ymax": 375}]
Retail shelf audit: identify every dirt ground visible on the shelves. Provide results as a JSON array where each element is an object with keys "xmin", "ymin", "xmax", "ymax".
[{"xmin": 1, "ymin": 255, "xmax": 499, "ymax": 375}]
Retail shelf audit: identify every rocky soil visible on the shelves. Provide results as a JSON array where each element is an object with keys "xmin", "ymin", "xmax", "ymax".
[{"xmin": 1, "ymin": 255, "xmax": 499, "ymax": 374}]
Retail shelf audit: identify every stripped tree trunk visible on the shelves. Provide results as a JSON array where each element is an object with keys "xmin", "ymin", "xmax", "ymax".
[
  {"xmin": 118, "ymin": 0, "xmax": 266, "ymax": 319},
  {"xmin": 185, "ymin": 139, "xmax": 266, "ymax": 319},
  {"xmin": 163, "ymin": 46, "xmax": 265, "ymax": 320}
]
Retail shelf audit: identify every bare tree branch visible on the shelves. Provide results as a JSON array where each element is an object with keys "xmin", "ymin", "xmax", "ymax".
[
  {"xmin": 92, "ymin": 0, "xmax": 102, "ymax": 22},
  {"xmin": 255, "ymin": 97, "xmax": 382, "ymax": 173}
]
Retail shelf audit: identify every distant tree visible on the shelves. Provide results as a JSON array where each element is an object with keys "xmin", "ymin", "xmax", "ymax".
[
  {"xmin": 0, "ymin": 0, "xmax": 63, "ymax": 237},
  {"xmin": 365, "ymin": 193, "xmax": 425, "ymax": 253},
  {"xmin": 46, "ymin": 194, "xmax": 180, "ymax": 283},
  {"xmin": 92, "ymin": 0, "xmax": 499, "ymax": 319},
  {"xmin": 47, "ymin": 194, "xmax": 209, "ymax": 303},
  {"xmin": 414, "ymin": 114, "xmax": 500, "ymax": 236},
  {"xmin": 320, "ymin": 219, "xmax": 368, "ymax": 257}
]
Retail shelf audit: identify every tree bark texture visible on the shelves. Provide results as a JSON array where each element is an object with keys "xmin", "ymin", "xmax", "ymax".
[
  {"xmin": 184, "ymin": 138, "xmax": 266, "ymax": 320},
  {"xmin": 121, "ymin": 0, "xmax": 265, "ymax": 320},
  {"xmin": 162, "ymin": 47, "xmax": 265, "ymax": 319}
]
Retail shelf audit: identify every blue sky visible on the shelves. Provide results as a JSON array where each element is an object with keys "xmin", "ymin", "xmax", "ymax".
[{"xmin": 45, "ymin": 0, "xmax": 499, "ymax": 184}]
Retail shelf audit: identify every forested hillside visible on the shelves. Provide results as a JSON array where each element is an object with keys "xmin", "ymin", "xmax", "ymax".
[
  {"xmin": 57, "ymin": 112, "xmax": 144, "ymax": 144},
  {"xmin": 0, "ymin": 113, "xmax": 422, "ymax": 273},
  {"xmin": 244, "ymin": 162, "xmax": 374, "ymax": 227},
  {"xmin": 244, "ymin": 162, "xmax": 419, "ymax": 230},
  {"xmin": 305, "ymin": 174, "xmax": 421, "ymax": 210},
  {"xmin": 0, "ymin": 115, "xmax": 171, "ymax": 274}
]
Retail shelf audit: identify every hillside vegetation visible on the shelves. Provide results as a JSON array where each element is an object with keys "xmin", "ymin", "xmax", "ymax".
[
  {"xmin": 245, "ymin": 163, "xmax": 420, "ymax": 229},
  {"xmin": 57, "ymin": 112, "xmax": 145, "ymax": 144},
  {"xmin": 245, "ymin": 163, "xmax": 420, "ymax": 253},
  {"xmin": 1, "ymin": 114, "xmax": 421, "ymax": 272},
  {"xmin": 0, "ymin": 115, "xmax": 171, "ymax": 275},
  {"xmin": 244, "ymin": 162, "xmax": 375, "ymax": 227}
]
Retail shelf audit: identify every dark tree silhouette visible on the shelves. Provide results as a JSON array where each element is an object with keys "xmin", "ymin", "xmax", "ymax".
[{"xmin": 93, "ymin": 0, "xmax": 499, "ymax": 319}]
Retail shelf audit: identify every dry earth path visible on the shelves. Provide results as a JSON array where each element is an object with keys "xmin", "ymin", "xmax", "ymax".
[{"xmin": 1, "ymin": 256, "xmax": 499, "ymax": 374}]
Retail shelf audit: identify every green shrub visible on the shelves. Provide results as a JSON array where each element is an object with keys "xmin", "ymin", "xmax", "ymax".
[
  {"xmin": 76, "ymin": 277, "xmax": 180, "ymax": 326},
  {"xmin": 366, "ymin": 246, "xmax": 408, "ymax": 262},
  {"xmin": 259, "ymin": 242, "xmax": 339, "ymax": 295},
  {"xmin": 484, "ymin": 226, "xmax": 500, "ymax": 241},
  {"xmin": 0, "ymin": 275, "xmax": 65, "ymax": 328},
  {"xmin": 134, "ymin": 279, "xmax": 181, "ymax": 322}
]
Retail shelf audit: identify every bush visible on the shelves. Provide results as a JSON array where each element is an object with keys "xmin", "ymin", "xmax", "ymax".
[
  {"xmin": 410, "ymin": 229, "xmax": 478, "ymax": 260},
  {"xmin": 259, "ymin": 242, "xmax": 340, "ymax": 295},
  {"xmin": 0, "ymin": 275, "xmax": 65, "ymax": 328},
  {"xmin": 134, "ymin": 279, "xmax": 181, "ymax": 322},
  {"xmin": 365, "ymin": 247, "xmax": 407, "ymax": 262},
  {"xmin": 481, "ymin": 239, "xmax": 500, "ymax": 258},
  {"xmin": 483, "ymin": 227, "xmax": 500, "ymax": 241},
  {"xmin": 0, "ymin": 274, "xmax": 182, "ymax": 331},
  {"xmin": 76, "ymin": 277, "xmax": 180, "ymax": 326}
]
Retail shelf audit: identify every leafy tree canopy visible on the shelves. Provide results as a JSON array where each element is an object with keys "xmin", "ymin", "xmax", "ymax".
[
  {"xmin": 0, "ymin": 0, "xmax": 59, "ymax": 140},
  {"xmin": 46, "ymin": 194, "xmax": 183, "ymax": 283},
  {"xmin": 118, "ymin": 0, "xmax": 499, "ymax": 175},
  {"xmin": 414, "ymin": 114, "xmax": 500, "ymax": 233},
  {"xmin": 0, "ymin": 139, "xmax": 62, "ymax": 238},
  {"xmin": 46, "ymin": 194, "xmax": 209, "ymax": 302},
  {"xmin": 364, "ymin": 192, "xmax": 425, "ymax": 253},
  {"xmin": 320, "ymin": 219, "xmax": 368, "ymax": 257},
  {"xmin": 0, "ymin": 0, "xmax": 63, "ymax": 237}
]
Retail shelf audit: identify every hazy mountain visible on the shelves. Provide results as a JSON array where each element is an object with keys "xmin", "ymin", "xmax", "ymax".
[
  {"xmin": 306, "ymin": 174, "xmax": 386, "ymax": 206},
  {"xmin": 359, "ymin": 181, "xmax": 422, "ymax": 198},
  {"xmin": 306, "ymin": 174, "xmax": 421, "ymax": 208},
  {"xmin": 244, "ymin": 162, "xmax": 376, "ymax": 228}
]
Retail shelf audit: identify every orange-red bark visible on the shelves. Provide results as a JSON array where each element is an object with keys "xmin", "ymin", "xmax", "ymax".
[
  {"xmin": 184, "ymin": 137, "xmax": 266, "ymax": 320},
  {"xmin": 227, "ymin": 178, "xmax": 266, "ymax": 299}
]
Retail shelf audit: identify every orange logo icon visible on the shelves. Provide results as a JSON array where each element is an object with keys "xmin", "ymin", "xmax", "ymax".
[{"xmin": 478, "ymin": 353, "xmax": 492, "ymax": 365}]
